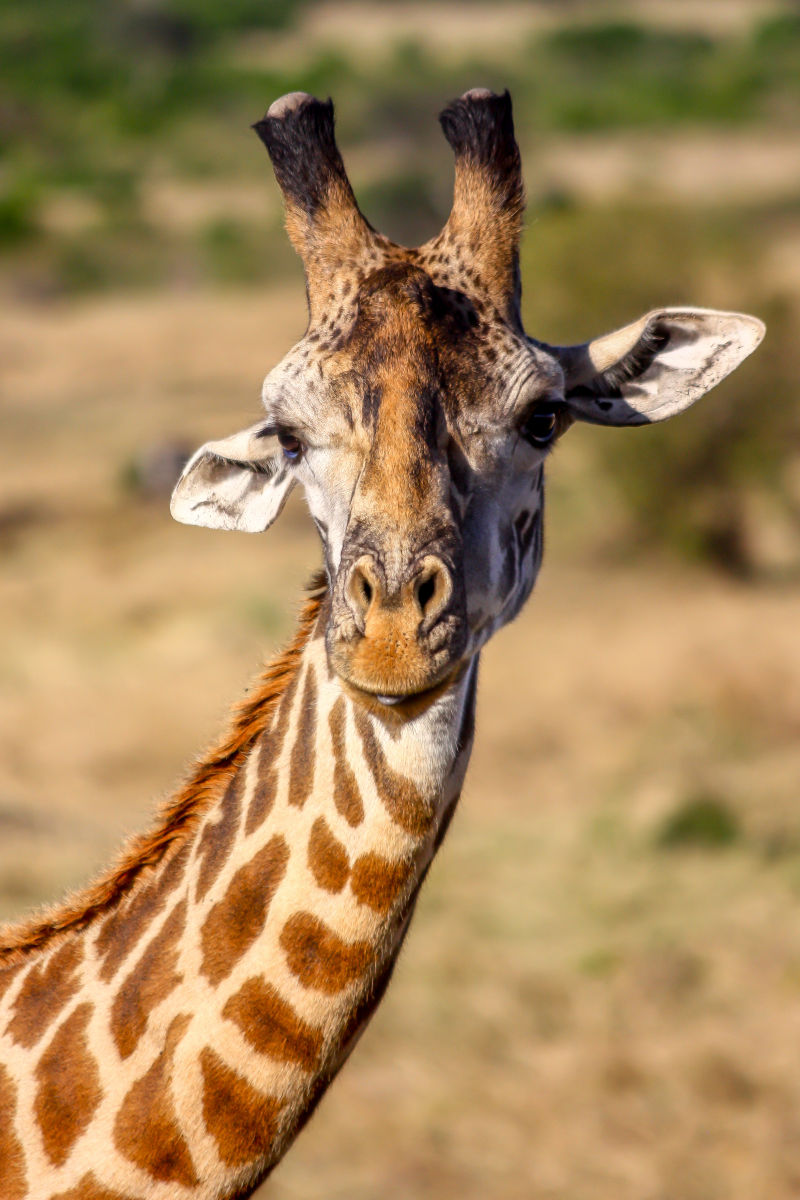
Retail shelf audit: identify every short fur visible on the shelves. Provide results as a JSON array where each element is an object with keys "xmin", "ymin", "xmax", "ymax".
[
  {"xmin": 439, "ymin": 89, "xmax": 523, "ymax": 213},
  {"xmin": 0, "ymin": 575, "xmax": 327, "ymax": 965},
  {"xmin": 0, "ymin": 89, "xmax": 763, "ymax": 1200},
  {"xmin": 252, "ymin": 97, "xmax": 351, "ymax": 219}
]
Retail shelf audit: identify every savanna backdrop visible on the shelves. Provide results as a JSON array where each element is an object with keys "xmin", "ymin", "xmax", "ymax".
[{"xmin": 2, "ymin": 2, "xmax": 800, "ymax": 1197}]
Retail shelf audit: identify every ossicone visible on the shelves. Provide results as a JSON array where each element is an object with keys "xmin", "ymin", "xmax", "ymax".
[{"xmin": 252, "ymin": 92, "xmax": 378, "ymax": 323}]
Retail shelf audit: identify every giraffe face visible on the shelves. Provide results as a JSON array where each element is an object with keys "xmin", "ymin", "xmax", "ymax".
[
  {"xmin": 255, "ymin": 260, "xmax": 567, "ymax": 700},
  {"xmin": 171, "ymin": 89, "xmax": 764, "ymax": 705}
]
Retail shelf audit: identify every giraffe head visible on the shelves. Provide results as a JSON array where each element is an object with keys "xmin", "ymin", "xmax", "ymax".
[{"xmin": 172, "ymin": 90, "xmax": 764, "ymax": 705}]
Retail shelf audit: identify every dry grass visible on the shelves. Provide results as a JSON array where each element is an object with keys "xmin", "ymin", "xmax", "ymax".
[{"xmin": 2, "ymin": 283, "xmax": 800, "ymax": 1199}]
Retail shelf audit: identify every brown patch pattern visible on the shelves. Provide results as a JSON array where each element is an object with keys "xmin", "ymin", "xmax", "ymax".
[
  {"xmin": 272, "ymin": 653, "xmax": 302, "ymax": 745},
  {"xmin": 200, "ymin": 1046, "xmax": 283, "ymax": 1168},
  {"xmin": 34, "ymin": 1002, "xmax": 101, "ymax": 1168},
  {"xmin": 335, "ymin": 869, "xmax": 424, "ymax": 1070},
  {"xmin": 6, "ymin": 938, "xmax": 83, "ymax": 1049},
  {"xmin": 244, "ymin": 649, "xmax": 303, "ymax": 837},
  {"xmin": 114, "ymin": 1012, "xmax": 196, "ymax": 1187},
  {"xmin": 95, "ymin": 845, "xmax": 188, "ymax": 984},
  {"xmin": 0, "ymin": 576, "xmax": 324, "ymax": 964},
  {"xmin": 351, "ymin": 852, "xmax": 411, "ymax": 913},
  {"xmin": 111, "ymin": 899, "xmax": 187, "ymax": 1059},
  {"xmin": 246, "ymin": 733, "xmax": 278, "ymax": 836},
  {"xmin": 328, "ymin": 697, "xmax": 364, "ymax": 826},
  {"xmin": 224, "ymin": 976, "xmax": 323, "ymax": 1071},
  {"xmin": 280, "ymin": 911, "xmax": 373, "ymax": 993},
  {"xmin": 308, "ymin": 816, "xmax": 350, "ymax": 893},
  {"xmin": 0, "ymin": 959, "xmax": 24, "ymax": 1001},
  {"xmin": 335, "ymin": 945, "xmax": 403, "ymax": 1073},
  {"xmin": 49, "ymin": 1174, "xmax": 138, "ymax": 1200},
  {"xmin": 288, "ymin": 666, "xmax": 318, "ymax": 808},
  {"xmin": 353, "ymin": 706, "xmax": 433, "ymax": 836},
  {"xmin": 195, "ymin": 770, "xmax": 243, "ymax": 903},
  {"xmin": 200, "ymin": 835, "xmax": 289, "ymax": 986},
  {"xmin": 0, "ymin": 1063, "xmax": 26, "ymax": 1200}
]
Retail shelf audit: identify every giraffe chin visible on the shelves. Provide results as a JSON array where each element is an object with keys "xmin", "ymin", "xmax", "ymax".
[{"xmin": 340, "ymin": 663, "xmax": 468, "ymax": 720}]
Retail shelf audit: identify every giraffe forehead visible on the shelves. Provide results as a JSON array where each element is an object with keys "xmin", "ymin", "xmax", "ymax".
[
  {"xmin": 342, "ymin": 265, "xmax": 514, "ymax": 399},
  {"xmin": 265, "ymin": 259, "xmax": 561, "ymax": 454},
  {"xmin": 331, "ymin": 302, "xmax": 527, "ymax": 432}
]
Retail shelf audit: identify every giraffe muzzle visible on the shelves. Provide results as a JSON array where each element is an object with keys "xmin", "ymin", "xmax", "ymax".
[{"xmin": 328, "ymin": 551, "xmax": 467, "ymax": 699}]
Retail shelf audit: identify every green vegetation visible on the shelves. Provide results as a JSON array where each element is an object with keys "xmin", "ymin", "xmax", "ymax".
[
  {"xmin": 4, "ymin": 4, "xmax": 800, "ymax": 257},
  {"xmin": 0, "ymin": 176, "xmax": 40, "ymax": 248},
  {"xmin": 2, "ymin": 2, "xmax": 799, "ymax": 574},
  {"xmin": 4, "ymin": 6, "xmax": 800, "ymax": 282},
  {"xmin": 656, "ymin": 793, "xmax": 741, "ymax": 850},
  {"xmin": 5, "ymin": 7, "xmax": 800, "ymax": 183},
  {"xmin": 534, "ymin": 22, "xmax": 772, "ymax": 130},
  {"xmin": 521, "ymin": 202, "xmax": 800, "ymax": 575}
]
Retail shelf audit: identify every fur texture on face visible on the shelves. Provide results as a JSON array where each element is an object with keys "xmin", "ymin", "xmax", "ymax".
[{"xmin": 172, "ymin": 89, "xmax": 764, "ymax": 700}]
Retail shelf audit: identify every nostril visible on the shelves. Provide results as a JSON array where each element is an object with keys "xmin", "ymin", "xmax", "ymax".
[
  {"xmin": 346, "ymin": 558, "xmax": 381, "ymax": 629},
  {"xmin": 416, "ymin": 574, "xmax": 436, "ymax": 614},
  {"xmin": 350, "ymin": 567, "xmax": 374, "ymax": 618},
  {"xmin": 414, "ymin": 561, "xmax": 450, "ymax": 621}
]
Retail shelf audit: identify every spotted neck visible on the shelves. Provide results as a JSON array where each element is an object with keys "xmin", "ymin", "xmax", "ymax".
[{"xmin": 0, "ymin": 588, "xmax": 478, "ymax": 1200}]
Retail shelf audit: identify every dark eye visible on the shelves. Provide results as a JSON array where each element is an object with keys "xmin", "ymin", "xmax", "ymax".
[
  {"xmin": 277, "ymin": 431, "xmax": 303, "ymax": 461},
  {"xmin": 521, "ymin": 406, "xmax": 559, "ymax": 449}
]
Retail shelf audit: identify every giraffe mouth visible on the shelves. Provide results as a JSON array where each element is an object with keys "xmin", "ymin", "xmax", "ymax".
[
  {"xmin": 328, "ymin": 601, "xmax": 468, "ymax": 704},
  {"xmin": 341, "ymin": 664, "xmax": 467, "ymax": 717}
]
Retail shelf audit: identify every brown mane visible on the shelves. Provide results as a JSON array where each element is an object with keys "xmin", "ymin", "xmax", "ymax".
[{"xmin": 0, "ymin": 574, "xmax": 327, "ymax": 965}]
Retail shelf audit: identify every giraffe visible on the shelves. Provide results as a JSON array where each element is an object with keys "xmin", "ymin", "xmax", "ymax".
[{"xmin": 0, "ymin": 89, "xmax": 763, "ymax": 1200}]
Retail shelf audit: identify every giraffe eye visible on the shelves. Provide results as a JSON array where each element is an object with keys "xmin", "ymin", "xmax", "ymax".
[
  {"xmin": 277, "ymin": 431, "xmax": 303, "ymax": 460},
  {"xmin": 520, "ymin": 406, "xmax": 559, "ymax": 448}
]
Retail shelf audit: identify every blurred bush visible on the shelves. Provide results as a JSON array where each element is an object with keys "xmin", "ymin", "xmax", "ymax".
[
  {"xmin": 601, "ymin": 296, "xmax": 800, "ymax": 578},
  {"xmin": 5, "ymin": 6, "xmax": 800, "ymax": 202},
  {"xmin": 522, "ymin": 203, "xmax": 800, "ymax": 577},
  {"xmin": 0, "ymin": 175, "xmax": 40, "ymax": 247},
  {"xmin": 2, "ymin": 2, "xmax": 799, "ymax": 574},
  {"xmin": 656, "ymin": 793, "xmax": 741, "ymax": 850}
]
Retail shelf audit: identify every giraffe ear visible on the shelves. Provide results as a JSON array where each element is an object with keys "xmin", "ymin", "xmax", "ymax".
[
  {"xmin": 554, "ymin": 307, "xmax": 765, "ymax": 426},
  {"xmin": 170, "ymin": 424, "xmax": 296, "ymax": 533}
]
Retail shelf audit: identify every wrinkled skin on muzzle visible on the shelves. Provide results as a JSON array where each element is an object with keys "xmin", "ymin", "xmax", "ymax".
[
  {"xmin": 324, "ymin": 269, "xmax": 469, "ymax": 699},
  {"xmin": 170, "ymin": 88, "xmax": 765, "ymax": 705}
]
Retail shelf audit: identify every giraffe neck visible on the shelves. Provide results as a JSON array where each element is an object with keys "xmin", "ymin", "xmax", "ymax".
[{"xmin": 0, "ymin": 590, "xmax": 478, "ymax": 1200}]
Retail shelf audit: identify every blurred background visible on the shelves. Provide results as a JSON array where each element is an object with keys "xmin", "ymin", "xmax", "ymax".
[{"xmin": 2, "ymin": 1, "xmax": 800, "ymax": 1196}]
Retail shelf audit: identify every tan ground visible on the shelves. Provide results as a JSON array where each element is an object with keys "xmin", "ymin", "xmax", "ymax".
[{"xmin": 2, "ymin": 283, "xmax": 800, "ymax": 1198}]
